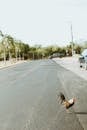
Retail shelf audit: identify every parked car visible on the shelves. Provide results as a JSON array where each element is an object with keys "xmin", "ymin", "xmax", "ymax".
[
  {"xmin": 79, "ymin": 49, "xmax": 87, "ymax": 69},
  {"xmin": 48, "ymin": 55, "xmax": 53, "ymax": 59},
  {"xmin": 48, "ymin": 53, "xmax": 65, "ymax": 59}
]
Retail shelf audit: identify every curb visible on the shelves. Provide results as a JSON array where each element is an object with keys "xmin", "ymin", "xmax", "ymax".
[{"xmin": 0, "ymin": 61, "xmax": 27, "ymax": 70}]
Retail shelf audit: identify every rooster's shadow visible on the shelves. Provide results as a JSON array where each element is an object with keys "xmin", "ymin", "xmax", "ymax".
[{"xmin": 74, "ymin": 112, "xmax": 87, "ymax": 115}]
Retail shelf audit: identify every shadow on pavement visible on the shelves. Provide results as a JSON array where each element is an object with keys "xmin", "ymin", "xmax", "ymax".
[{"xmin": 75, "ymin": 112, "xmax": 87, "ymax": 114}]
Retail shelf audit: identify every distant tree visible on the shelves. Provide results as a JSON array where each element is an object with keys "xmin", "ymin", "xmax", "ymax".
[
  {"xmin": 66, "ymin": 44, "xmax": 72, "ymax": 56},
  {"xmin": 74, "ymin": 44, "xmax": 82, "ymax": 54}
]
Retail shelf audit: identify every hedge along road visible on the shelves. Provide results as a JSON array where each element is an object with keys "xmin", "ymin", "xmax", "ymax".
[{"xmin": 0, "ymin": 59, "xmax": 86, "ymax": 130}]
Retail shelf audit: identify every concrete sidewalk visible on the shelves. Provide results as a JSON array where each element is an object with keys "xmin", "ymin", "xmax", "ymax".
[
  {"xmin": 0, "ymin": 60, "xmax": 26, "ymax": 69},
  {"xmin": 53, "ymin": 56, "xmax": 87, "ymax": 81}
]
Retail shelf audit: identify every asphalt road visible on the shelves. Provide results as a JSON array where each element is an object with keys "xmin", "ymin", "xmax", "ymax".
[{"xmin": 0, "ymin": 59, "xmax": 87, "ymax": 130}]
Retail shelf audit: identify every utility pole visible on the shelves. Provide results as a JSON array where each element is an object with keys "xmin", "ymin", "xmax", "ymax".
[{"xmin": 71, "ymin": 24, "xmax": 74, "ymax": 56}]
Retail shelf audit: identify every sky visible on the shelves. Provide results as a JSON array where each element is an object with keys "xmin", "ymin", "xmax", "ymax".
[{"xmin": 0, "ymin": 0, "xmax": 87, "ymax": 47}]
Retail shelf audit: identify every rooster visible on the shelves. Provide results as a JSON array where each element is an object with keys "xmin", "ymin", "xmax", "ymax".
[{"xmin": 58, "ymin": 92, "xmax": 76, "ymax": 109}]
